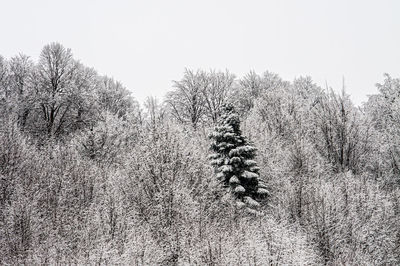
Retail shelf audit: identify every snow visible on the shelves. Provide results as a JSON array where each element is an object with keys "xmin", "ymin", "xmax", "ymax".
[
  {"xmin": 241, "ymin": 170, "xmax": 259, "ymax": 179},
  {"xmin": 229, "ymin": 175, "xmax": 239, "ymax": 184},
  {"xmin": 234, "ymin": 185, "xmax": 245, "ymax": 193},
  {"xmin": 244, "ymin": 196, "xmax": 260, "ymax": 208},
  {"xmin": 257, "ymin": 188, "xmax": 268, "ymax": 194},
  {"xmin": 220, "ymin": 165, "xmax": 233, "ymax": 173}
]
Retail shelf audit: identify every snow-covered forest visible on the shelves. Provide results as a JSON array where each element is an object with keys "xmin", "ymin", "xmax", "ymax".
[{"xmin": 1, "ymin": 43, "xmax": 399, "ymax": 265}]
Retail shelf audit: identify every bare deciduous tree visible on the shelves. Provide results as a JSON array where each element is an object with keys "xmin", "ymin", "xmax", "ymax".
[
  {"xmin": 312, "ymin": 89, "xmax": 361, "ymax": 173},
  {"xmin": 166, "ymin": 69, "xmax": 208, "ymax": 129},
  {"xmin": 202, "ymin": 70, "xmax": 235, "ymax": 123},
  {"xmin": 37, "ymin": 43, "xmax": 80, "ymax": 136},
  {"xmin": 8, "ymin": 54, "xmax": 34, "ymax": 128}
]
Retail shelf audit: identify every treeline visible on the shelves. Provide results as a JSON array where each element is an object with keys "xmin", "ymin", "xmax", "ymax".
[{"xmin": 0, "ymin": 43, "xmax": 399, "ymax": 265}]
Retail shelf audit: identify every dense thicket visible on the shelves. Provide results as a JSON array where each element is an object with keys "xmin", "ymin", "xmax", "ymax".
[{"xmin": 0, "ymin": 43, "xmax": 399, "ymax": 265}]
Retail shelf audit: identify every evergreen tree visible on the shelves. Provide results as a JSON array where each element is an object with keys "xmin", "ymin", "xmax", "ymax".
[{"xmin": 209, "ymin": 104, "xmax": 268, "ymax": 209}]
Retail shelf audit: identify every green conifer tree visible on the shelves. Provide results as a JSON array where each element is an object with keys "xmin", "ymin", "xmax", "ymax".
[{"xmin": 209, "ymin": 104, "xmax": 268, "ymax": 209}]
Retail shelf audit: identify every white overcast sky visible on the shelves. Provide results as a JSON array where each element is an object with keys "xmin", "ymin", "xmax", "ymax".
[{"xmin": 1, "ymin": 0, "xmax": 399, "ymax": 105}]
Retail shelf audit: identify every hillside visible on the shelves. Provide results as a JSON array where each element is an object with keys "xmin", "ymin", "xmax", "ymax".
[{"xmin": 0, "ymin": 43, "xmax": 399, "ymax": 265}]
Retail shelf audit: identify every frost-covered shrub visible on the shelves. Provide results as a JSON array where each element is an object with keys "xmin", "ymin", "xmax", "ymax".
[{"xmin": 273, "ymin": 170, "xmax": 400, "ymax": 265}]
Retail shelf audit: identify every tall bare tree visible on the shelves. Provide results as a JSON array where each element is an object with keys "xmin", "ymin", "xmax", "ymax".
[
  {"xmin": 8, "ymin": 54, "xmax": 34, "ymax": 128},
  {"xmin": 202, "ymin": 70, "xmax": 235, "ymax": 123},
  {"xmin": 166, "ymin": 69, "xmax": 208, "ymax": 129},
  {"xmin": 36, "ymin": 43, "xmax": 80, "ymax": 136}
]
